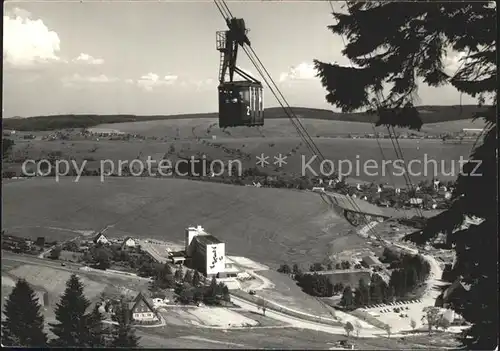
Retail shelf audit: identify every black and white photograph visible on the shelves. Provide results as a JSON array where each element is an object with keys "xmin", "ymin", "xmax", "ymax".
[{"xmin": 1, "ymin": 0, "xmax": 497, "ymax": 349}]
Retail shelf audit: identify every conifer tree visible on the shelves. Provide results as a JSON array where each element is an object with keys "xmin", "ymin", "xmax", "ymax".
[
  {"xmin": 174, "ymin": 267, "xmax": 183, "ymax": 281},
  {"xmin": 340, "ymin": 286, "xmax": 354, "ymax": 309},
  {"xmin": 111, "ymin": 300, "xmax": 140, "ymax": 348},
  {"xmin": 1, "ymin": 279, "xmax": 47, "ymax": 347},
  {"xmin": 192, "ymin": 270, "xmax": 201, "ymax": 287},
  {"xmin": 86, "ymin": 304, "xmax": 108, "ymax": 347},
  {"xmin": 183, "ymin": 270, "xmax": 193, "ymax": 284},
  {"xmin": 49, "ymin": 274, "xmax": 92, "ymax": 347},
  {"xmin": 315, "ymin": 3, "xmax": 496, "ymax": 348}
]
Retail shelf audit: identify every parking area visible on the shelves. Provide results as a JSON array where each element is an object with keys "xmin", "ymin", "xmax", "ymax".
[
  {"xmin": 362, "ymin": 299, "xmax": 422, "ymax": 312},
  {"xmin": 360, "ymin": 299, "xmax": 433, "ymax": 332}
]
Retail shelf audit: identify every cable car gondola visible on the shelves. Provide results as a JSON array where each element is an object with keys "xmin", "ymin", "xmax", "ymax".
[{"xmin": 216, "ymin": 18, "xmax": 264, "ymax": 128}]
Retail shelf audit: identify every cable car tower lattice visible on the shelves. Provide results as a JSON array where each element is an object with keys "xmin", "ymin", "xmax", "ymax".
[{"xmin": 216, "ymin": 13, "xmax": 264, "ymax": 128}]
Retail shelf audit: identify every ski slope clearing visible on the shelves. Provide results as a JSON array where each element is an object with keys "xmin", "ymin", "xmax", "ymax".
[{"xmin": 3, "ymin": 177, "xmax": 353, "ymax": 267}]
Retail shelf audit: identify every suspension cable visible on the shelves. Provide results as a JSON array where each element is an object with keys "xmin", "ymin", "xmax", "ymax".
[
  {"xmin": 214, "ymin": 0, "xmax": 383, "ymax": 236},
  {"xmin": 337, "ymin": 1, "xmax": 424, "ymax": 218},
  {"xmin": 242, "ymin": 3, "xmax": 384, "ymax": 237}
]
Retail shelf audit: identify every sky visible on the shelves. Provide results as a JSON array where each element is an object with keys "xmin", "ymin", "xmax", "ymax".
[{"xmin": 3, "ymin": 0, "xmax": 477, "ymax": 117}]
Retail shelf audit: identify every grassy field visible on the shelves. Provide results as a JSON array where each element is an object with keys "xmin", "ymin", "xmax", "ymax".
[
  {"xmin": 3, "ymin": 104, "xmax": 488, "ymax": 131},
  {"xmin": 2, "ymin": 177, "xmax": 354, "ymax": 267},
  {"xmin": 2, "ymin": 262, "xmax": 151, "ymax": 306},
  {"xmin": 255, "ymin": 269, "xmax": 339, "ymax": 318},
  {"xmin": 159, "ymin": 306, "xmax": 259, "ymax": 328},
  {"xmin": 136, "ymin": 323, "xmax": 459, "ymax": 349},
  {"xmin": 95, "ymin": 116, "xmax": 487, "ymax": 138},
  {"xmin": 6, "ymin": 130, "xmax": 475, "ymax": 186}
]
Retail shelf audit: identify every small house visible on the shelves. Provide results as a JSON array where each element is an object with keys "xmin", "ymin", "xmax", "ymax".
[
  {"xmin": 408, "ymin": 198, "xmax": 423, "ymax": 207},
  {"xmin": 128, "ymin": 293, "xmax": 159, "ymax": 323},
  {"xmin": 121, "ymin": 237, "xmax": 136, "ymax": 249},
  {"xmin": 93, "ymin": 233, "xmax": 109, "ymax": 245},
  {"xmin": 168, "ymin": 250, "xmax": 186, "ymax": 265}
]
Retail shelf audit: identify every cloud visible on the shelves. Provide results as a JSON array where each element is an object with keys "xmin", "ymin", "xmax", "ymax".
[
  {"xmin": 164, "ymin": 74, "xmax": 178, "ymax": 82},
  {"xmin": 62, "ymin": 73, "xmax": 117, "ymax": 86},
  {"xmin": 72, "ymin": 53, "xmax": 104, "ymax": 65},
  {"xmin": 279, "ymin": 62, "xmax": 318, "ymax": 82},
  {"xmin": 3, "ymin": 8, "xmax": 62, "ymax": 66},
  {"xmin": 188, "ymin": 78, "xmax": 216, "ymax": 90},
  {"xmin": 136, "ymin": 72, "xmax": 178, "ymax": 91},
  {"xmin": 443, "ymin": 51, "xmax": 473, "ymax": 76}
]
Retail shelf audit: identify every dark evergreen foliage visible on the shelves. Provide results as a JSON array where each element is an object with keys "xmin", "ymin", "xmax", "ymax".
[
  {"xmin": 2, "ymin": 138, "xmax": 15, "ymax": 158},
  {"xmin": 86, "ymin": 305, "xmax": 108, "ymax": 347},
  {"xmin": 111, "ymin": 300, "xmax": 140, "ymax": 348},
  {"xmin": 49, "ymin": 274, "xmax": 104, "ymax": 347},
  {"xmin": 1, "ymin": 279, "xmax": 47, "ymax": 347},
  {"xmin": 296, "ymin": 273, "xmax": 334, "ymax": 297},
  {"xmin": 316, "ymin": 3, "xmax": 497, "ymax": 349},
  {"xmin": 192, "ymin": 270, "xmax": 202, "ymax": 287},
  {"xmin": 340, "ymin": 286, "xmax": 354, "ymax": 309},
  {"xmin": 314, "ymin": 2, "xmax": 495, "ymax": 129},
  {"xmin": 277, "ymin": 264, "xmax": 292, "ymax": 274},
  {"xmin": 183, "ymin": 270, "xmax": 194, "ymax": 284}
]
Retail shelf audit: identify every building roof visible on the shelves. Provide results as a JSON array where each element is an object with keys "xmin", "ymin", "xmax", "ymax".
[
  {"xmin": 409, "ymin": 198, "xmax": 423, "ymax": 204},
  {"xmin": 93, "ymin": 232, "xmax": 108, "ymax": 243},
  {"xmin": 120, "ymin": 237, "xmax": 135, "ymax": 248},
  {"xmin": 362, "ymin": 255, "xmax": 382, "ymax": 266},
  {"xmin": 194, "ymin": 234, "xmax": 222, "ymax": 246},
  {"xmin": 128, "ymin": 292, "xmax": 156, "ymax": 315},
  {"xmin": 169, "ymin": 251, "xmax": 186, "ymax": 258}
]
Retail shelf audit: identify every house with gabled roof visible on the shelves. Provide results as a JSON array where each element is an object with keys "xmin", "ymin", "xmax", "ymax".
[
  {"xmin": 93, "ymin": 233, "xmax": 109, "ymax": 245},
  {"xmin": 121, "ymin": 237, "xmax": 136, "ymax": 249},
  {"xmin": 128, "ymin": 292, "xmax": 159, "ymax": 323}
]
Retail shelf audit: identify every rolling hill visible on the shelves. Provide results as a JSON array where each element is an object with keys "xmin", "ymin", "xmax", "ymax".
[
  {"xmin": 2, "ymin": 105, "xmax": 489, "ymax": 131},
  {"xmin": 2, "ymin": 177, "xmax": 354, "ymax": 267}
]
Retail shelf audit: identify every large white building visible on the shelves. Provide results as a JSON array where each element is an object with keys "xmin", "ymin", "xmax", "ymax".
[{"xmin": 185, "ymin": 225, "xmax": 225, "ymax": 277}]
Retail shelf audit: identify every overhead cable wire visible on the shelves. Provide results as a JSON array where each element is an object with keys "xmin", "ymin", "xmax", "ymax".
[
  {"xmin": 338, "ymin": 0, "xmax": 424, "ymax": 218},
  {"xmin": 215, "ymin": 0, "xmax": 384, "ymax": 236}
]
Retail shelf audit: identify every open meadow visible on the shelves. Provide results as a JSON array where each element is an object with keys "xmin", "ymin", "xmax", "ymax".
[
  {"xmin": 1, "ymin": 258, "xmax": 151, "ymax": 302},
  {"xmin": 95, "ymin": 116, "xmax": 487, "ymax": 138},
  {"xmin": 135, "ymin": 323, "xmax": 459, "ymax": 349},
  {"xmin": 6, "ymin": 127, "xmax": 475, "ymax": 186},
  {"xmin": 159, "ymin": 306, "xmax": 260, "ymax": 328},
  {"xmin": 2, "ymin": 177, "xmax": 355, "ymax": 267}
]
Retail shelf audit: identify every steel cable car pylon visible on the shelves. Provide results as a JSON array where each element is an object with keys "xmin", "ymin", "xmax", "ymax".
[{"xmin": 216, "ymin": 9, "xmax": 264, "ymax": 128}]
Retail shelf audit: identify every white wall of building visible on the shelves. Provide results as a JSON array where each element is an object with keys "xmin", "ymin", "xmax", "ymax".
[
  {"xmin": 96, "ymin": 235, "xmax": 109, "ymax": 244},
  {"xmin": 132, "ymin": 312, "xmax": 158, "ymax": 322},
  {"xmin": 206, "ymin": 243, "xmax": 225, "ymax": 276},
  {"xmin": 123, "ymin": 238, "xmax": 136, "ymax": 247}
]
